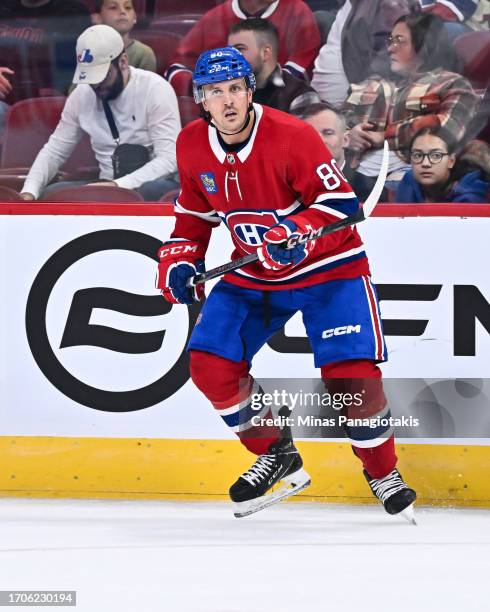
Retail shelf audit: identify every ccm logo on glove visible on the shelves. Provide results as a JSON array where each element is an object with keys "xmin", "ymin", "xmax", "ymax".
[
  {"xmin": 159, "ymin": 243, "xmax": 200, "ymax": 258},
  {"xmin": 156, "ymin": 240, "xmax": 206, "ymax": 305}
]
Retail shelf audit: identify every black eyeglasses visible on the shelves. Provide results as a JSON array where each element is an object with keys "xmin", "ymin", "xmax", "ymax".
[{"xmin": 410, "ymin": 150, "xmax": 449, "ymax": 164}]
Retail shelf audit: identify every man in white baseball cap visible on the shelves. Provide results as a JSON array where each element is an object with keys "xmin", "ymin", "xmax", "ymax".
[
  {"xmin": 73, "ymin": 24, "xmax": 124, "ymax": 87},
  {"xmin": 20, "ymin": 24, "xmax": 181, "ymax": 201}
]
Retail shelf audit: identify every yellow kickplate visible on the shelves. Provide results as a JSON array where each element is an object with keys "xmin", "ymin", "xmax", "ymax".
[{"xmin": 0, "ymin": 437, "xmax": 489, "ymax": 507}]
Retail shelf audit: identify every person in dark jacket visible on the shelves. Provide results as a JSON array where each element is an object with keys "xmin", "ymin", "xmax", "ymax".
[
  {"xmin": 396, "ymin": 127, "xmax": 490, "ymax": 203},
  {"xmin": 228, "ymin": 18, "xmax": 320, "ymax": 114}
]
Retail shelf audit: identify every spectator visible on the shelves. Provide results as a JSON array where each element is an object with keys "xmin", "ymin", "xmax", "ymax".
[
  {"xmin": 296, "ymin": 102, "xmax": 351, "ymax": 173},
  {"xmin": 0, "ymin": 66, "xmax": 14, "ymax": 134},
  {"xmin": 91, "ymin": 0, "xmax": 156, "ymax": 72},
  {"xmin": 228, "ymin": 19, "xmax": 320, "ymax": 114},
  {"xmin": 396, "ymin": 127, "xmax": 490, "ymax": 203},
  {"xmin": 344, "ymin": 13, "xmax": 479, "ymax": 201},
  {"xmin": 20, "ymin": 25, "xmax": 180, "ymax": 202},
  {"xmin": 0, "ymin": 0, "xmax": 91, "ymax": 96},
  {"xmin": 166, "ymin": 0, "xmax": 321, "ymax": 96},
  {"xmin": 420, "ymin": 0, "xmax": 479, "ymax": 39},
  {"xmin": 311, "ymin": 0, "xmax": 419, "ymax": 107}
]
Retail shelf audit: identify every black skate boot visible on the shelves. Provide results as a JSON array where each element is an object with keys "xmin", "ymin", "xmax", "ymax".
[
  {"xmin": 229, "ymin": 436, "xmax": 311, "ymax": 518},
  {"xmin": 364, "ymin": 468, "xmax": 417, "ymax": 524}
]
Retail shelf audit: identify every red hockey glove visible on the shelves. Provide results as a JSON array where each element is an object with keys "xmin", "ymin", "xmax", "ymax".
[
  {"xmin": 156, "ymin": 240, "xmax": 205, "ymax": 305},
  {"xmin": 257, "ymin": 219, "xmax": 312, "ymax": 272}
]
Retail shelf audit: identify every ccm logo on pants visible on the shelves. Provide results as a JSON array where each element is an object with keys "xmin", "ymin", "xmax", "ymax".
[{"xmin": 322, "ymin": 325, "xmax": 361, "ymax": 339}]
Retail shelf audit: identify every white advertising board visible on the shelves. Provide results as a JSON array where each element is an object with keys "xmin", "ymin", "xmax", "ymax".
[{"xmin": 0, "ymin": 213, "xmax": 489, "ymax": 438}]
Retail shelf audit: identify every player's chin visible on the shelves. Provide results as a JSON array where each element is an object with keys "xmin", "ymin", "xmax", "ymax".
[
  {"xmin": 223, "ymin": 118, "xmax": 237, "ymax": 128},
  {"xmin": 223, "ymin": 121, "xmax": 240, "ymax": 133}
]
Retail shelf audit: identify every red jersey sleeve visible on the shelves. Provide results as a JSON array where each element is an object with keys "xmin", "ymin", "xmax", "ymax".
[
  {"xmin": 285, "ymin": 123, "xmax": 360, "ymax": 229},
  {"xmin": 170, "ymin": 134, "xmax": 220, "ymax": 253},
  {"xmin": 282, "ymin": 123, "xmax": 361, "ymax": 256}
]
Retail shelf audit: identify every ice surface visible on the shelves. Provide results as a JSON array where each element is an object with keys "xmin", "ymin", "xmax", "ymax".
[{"xmin": 0, "ymin": 499, "xmax": 488, "ymax": 612}]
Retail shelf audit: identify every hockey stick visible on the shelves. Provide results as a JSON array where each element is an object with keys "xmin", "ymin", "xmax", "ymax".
[{"xmin": 189, "ymin": 141, "xmax": 389, "ymax": 287}]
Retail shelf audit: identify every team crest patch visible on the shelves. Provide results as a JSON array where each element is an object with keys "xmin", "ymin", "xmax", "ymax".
[{"xmin": 200, "ymin": 172, "xmax": 218, "ymax": 194}]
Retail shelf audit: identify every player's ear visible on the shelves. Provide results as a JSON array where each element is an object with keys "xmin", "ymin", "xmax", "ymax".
[
  {"xmin": 91, "ymin": 13, "xmax": 102, "ymax": 25},
  {"xmin": 343, "ymin": 128, "xmax": 350, "ymax": 150}
]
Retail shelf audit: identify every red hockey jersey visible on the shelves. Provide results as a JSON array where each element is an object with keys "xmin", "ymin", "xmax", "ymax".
[
  {"xmin": 171, "ymin": 104, "xmax": 371, "ymax": 291},
  {"xmin": 167, "ymin": 0, "xmax": 320, "ymax": 85}
]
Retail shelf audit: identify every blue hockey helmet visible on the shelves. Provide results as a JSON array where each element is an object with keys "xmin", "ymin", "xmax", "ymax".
[{"xmin": 192, "ymin": 46, "xmax": 256, "ymax": 103}]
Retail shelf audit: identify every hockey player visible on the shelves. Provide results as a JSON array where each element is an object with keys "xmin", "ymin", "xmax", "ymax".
[{"xmin": 157, "ymin": 47, "xmax": 416, "ymax": 520}]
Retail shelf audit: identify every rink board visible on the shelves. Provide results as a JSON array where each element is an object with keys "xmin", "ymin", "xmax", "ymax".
[
  {"xmin": 1, "ymin": 203, "xmax": 490, "ymax": 506},
  {"xmin": 1, "ymin": 438, "xmax": 490, "ymax": 508}
]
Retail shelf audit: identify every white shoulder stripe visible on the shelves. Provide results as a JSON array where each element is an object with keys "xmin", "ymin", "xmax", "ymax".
[
  {"xmin": 175, "ymin": 200, "xmax": 220, "ymax": 223},
  {"xmin": 310, "ymin": 204, "xmax": 347, "ymax": 219},
  {"xmin": 314, "ymin": 192, "xmax": 357, "ymax": 202},
  {"xmin": 277, "ymin": 200, "xmax": 303, "ymax": 216}
]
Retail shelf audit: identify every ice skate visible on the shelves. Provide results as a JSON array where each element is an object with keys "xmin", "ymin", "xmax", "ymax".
[
  {"xmin": 229, "ymin": 436, "xmax": 311, "ymax": 518},
  {"xmin": 364, "ymin": 468, "xmax": 417, "ymax": 525}
]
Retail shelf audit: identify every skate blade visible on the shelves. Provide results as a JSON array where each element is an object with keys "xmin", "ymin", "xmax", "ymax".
[
  {"xmin": 233, "ymin": 468, "xmax": 311, "ymax": 518},
  {"xmin": 399, "ymin": 503, "xmax": 417, "ymax": 525}
]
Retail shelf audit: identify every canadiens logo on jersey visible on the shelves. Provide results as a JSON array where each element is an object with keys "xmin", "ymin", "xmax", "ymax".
[
  {"xmin": 226, "ymin": 211, "xmax": 279, "ymax": 252},
  {"xmin": 200, "ymin": 172, "xmax": 218, "ymax": 194}
]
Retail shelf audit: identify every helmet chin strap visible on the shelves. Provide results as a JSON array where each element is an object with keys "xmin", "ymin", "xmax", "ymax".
[{"xmin": 208, "ymin": 103, "xmax": 254, "ymax": 137}]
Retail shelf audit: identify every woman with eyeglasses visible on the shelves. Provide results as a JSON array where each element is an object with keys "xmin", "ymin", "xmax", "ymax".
[
  {"xmin": 396, "ymin": 127, "xmax": 490, "ymax": 203},
  {"xmin": 345, "ymin": 13, "xmax": 479, "ymax": 202}
]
